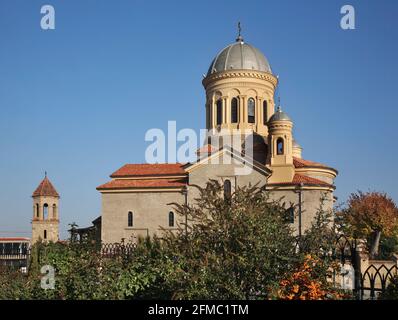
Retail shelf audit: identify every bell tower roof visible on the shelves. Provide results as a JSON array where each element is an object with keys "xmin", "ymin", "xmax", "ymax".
[
  {"xmin": 268, "ymin": 106, "xmax": 292, "ymax": 122},
  {"xmin": 32, "ymin": 174, "xmax": 59, "ymax": 198}
]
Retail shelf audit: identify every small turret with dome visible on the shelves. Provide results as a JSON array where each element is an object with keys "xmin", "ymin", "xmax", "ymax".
[
  {"xmin": 269, "ymin": 106, "xmax": 292, "ymax": 122},
  {"xmin": 266, "ymin": 103, "xmax": 295, "ymax": 182},
  {"xmin": 292, "ymin": 139, "xmax": 303, "ymax": 159}
]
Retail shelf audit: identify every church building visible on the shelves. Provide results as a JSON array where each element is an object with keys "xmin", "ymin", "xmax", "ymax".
[{"xmin": 97, "ymin": 32, "xmax": 338, "ymax": 244}]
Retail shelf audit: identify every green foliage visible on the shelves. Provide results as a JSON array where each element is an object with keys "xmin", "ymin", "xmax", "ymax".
[
  {"xmin": 336, "ymin": 191, "xmax": 398, "ymax": 257},
  {"xmin": 300, "ymin": 195, "xmax": 336, "ymax": 256},
  {"xmin": 298, "ymin": 196, "xmax": 338, "ymax": 279},
  {"xmin": 162, "ymin": 181, "xmax": 299, "ymax": 299},
  {"xmin": 378, "ymin": 235, "xmax": 398, "ymax": 260},
  {"xmin": 379, "ymin": 275, "xmax": 398, "ymax": 300},
  {"xmin": 0, "ymin": 181, "xmax": 345, "ymax": 300},
  {"xmin": 0, "ymin": 266, "xmax": 31, "ymax": 299}
]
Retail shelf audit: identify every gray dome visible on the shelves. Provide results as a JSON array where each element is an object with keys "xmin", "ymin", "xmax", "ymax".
[
  {"xmin": 207, "ymin": 38, "xmax": 272, "ymax": 76},
  {"xmin": 269, "ymin": 107, "xmax": 292, "ymax": 122}
]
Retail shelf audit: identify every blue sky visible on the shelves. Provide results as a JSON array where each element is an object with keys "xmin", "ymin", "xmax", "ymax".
[{"xmin": 0, "ymin": 0, "xmax": 397, "ymax": 239}]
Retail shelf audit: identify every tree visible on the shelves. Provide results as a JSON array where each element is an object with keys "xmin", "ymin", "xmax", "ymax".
[
  {"xmin": 379, "ymin": 275, "xmax": 398, "ymax": 300},
  {"xmin": 163, "ymin": 181, "xmax": 304, "ymax": 299},
  {"xmin": 379, "ymin": 235, "xmax": 398, "ymax": 260},
  {"xmin": 299, "ymin": 195, "xmax": 336, "ymax": 256},
  {"xmin": 278, "ymin": 197, "xmax": 350, "ymax": 300},
  {"xmin": 337, "ymin": 191, "xmax": 398, "ymax": 258},
  {"xmin": 270, "ymin": 255, "xmax": 347, "ymax": 300},
  {"xmin": 0, "ymin": 181, "xmax": 348, "ymax": 300}
]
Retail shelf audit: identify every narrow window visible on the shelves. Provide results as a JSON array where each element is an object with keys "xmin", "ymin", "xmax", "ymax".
[
  {"xmin": 216, "ymin": 99, "xmax": 222, "ymax": 125},
  {"xmin": 206, "ymin": 104, "xmax": 210, "ymax": 128},
  {"xmin": 44, "ymin": 230, "xmax": 47, "ymax": 239},
  {"xmin": 277, "ymin": 138, "xmax": 284, "ymax": 155},
  {"xmin": 224, "ymin": 179, "xmax": 232, "ymax": 200},
  {"xmin": 128, "ymin": 211, "xmax": 133, "ymax": 227},
  {"xmin": 285, "ymin": 207, "xmax": 295, "ymax": 224},
  {"xmin": 43, "ymin": 204, "xmax": 48, "ymax": 220},
  {"xmin": 248, "ymin": 98, "xmax": 255, "ymax": 123},
  {"xmin": 168, "ymin": 211, "xmax": 175, "ymax": 227},
  {"xmin": 52, "ymin": 204, "xmax": 57, "ymax": 219},
  {"xmin": 263, "ymin": 100, "xmax": 268, "ymax": 124},
  {"xmin": 231, "ymin": 97, "xmax": 238, "ymax": 123},
  {"xmin": 36, "ymin": 204, "xmax": 39, "ymax": 218}
]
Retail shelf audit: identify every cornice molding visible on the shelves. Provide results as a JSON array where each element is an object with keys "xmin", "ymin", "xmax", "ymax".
[{"xmin": 203, "ymin": 70, "xmax": 278, "ymax": 88}]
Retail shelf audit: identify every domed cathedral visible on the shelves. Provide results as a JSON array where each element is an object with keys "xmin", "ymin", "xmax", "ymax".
[
  {"xmin": 97, "ymin": 29, "xmax": 338, "ymax": 244},
  {"xmin": 31, "ymin": 174, "xmax": 60, "ymax": 243}
]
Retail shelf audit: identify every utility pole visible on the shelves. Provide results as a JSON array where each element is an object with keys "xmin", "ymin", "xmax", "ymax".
[
  {"xmin": 295, "ymin": 182, "xmax": 304, "ymax": 240},
  {"xmin": 182, "ymin": 185, "xmax": 189, "ymax": 237}
]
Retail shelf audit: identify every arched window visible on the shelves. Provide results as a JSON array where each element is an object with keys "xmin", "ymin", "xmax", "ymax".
[
  {"xmin": 263, "ymin": 100, "xmax": 268, "ymax": 125},
  {"xmin": 248, "ymin": 98, "xmax": 255, "ymax": 123},
  {"xmin": 128, "ymin": 211, "xmax": 133, "ymax": 227},
  {"xmin": 277, "ymin": 138, "xmax": 284, "ymax": 155},
  {"xmin": 224, "ymin": 179, "xmax": 232, "ymax": 200},
  {"xmin": 36, "ymin": 204, "xmax": 39, "ymax": 218},
  {"xmin": 44, "ymin": 230, "xmax": 47, "ymax": 240},
  {"xmin": 52, "ymin": 204, "xmax": 57, "ymax": 219},
  {"xmin": 231, "ymin": 97, "xmax": 238, "ymax": 123},
  {"xmin": 43, "ymin": 204, "xmax": 48, "ymax": 220},
  {"xmin": 216, "ymin": 99, "xmax": 223, "ymax": 125},
  {"xmin": 168, "ymin": 211, "xmax": 175, "ymax": 227}
]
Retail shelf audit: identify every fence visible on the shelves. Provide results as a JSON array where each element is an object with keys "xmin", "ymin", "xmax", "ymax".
[
  {"xmin": 1, "ymin": 238, "xmax": 397, "ymax": 299},
  {"xmin": 329, "ymin": 235, "xmax": 398, "ymax": 299},
  {"xmin": 0, "ymin": 242, "xmax": 30, "ymax": 271},
  {"xmin": 100, "ymin": 242, "xmax": 137, "ymax": 258},
  {"xmin": 360, "ymin": 261, "xmax": 398, "ymax": 299}
]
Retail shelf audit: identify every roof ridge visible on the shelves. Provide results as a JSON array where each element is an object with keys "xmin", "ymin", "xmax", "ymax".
[
  {"xmin": 119, "ymin": 163, "xmax": 185, "ymax": 166},
  {"xmin": 32, "ymin": 176, "xmax": 59, "ymax": 197},
  {"xmin": 97, "ymin": 177, "xmax": 187, "ymax": 191},
  {"xmin": 110, "ymin": 163, "xmax": 188, "ymax": 178}
]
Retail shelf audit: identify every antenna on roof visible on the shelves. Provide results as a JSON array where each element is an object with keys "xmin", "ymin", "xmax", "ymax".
[
  {"xmin": 275, "ymin": 75, "xmax": 281, "ymax": 111},
  {"xmin": 277, "ymin": 97, "xmax": 282, "ymax": 112},
  {"xmin": 236, "ymin": 22, "xmax": 244, "ymax": 42}
]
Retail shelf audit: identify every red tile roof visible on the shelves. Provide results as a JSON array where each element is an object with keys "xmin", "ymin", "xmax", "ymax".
[
  {"xmin": 196, "ymin": 144, "xmax": 217, "ymax": 155},
  {"xmin": 268, "ymin": 174, "xmax": 333, "ymax": 187},
  {"xmin": 32, "ymin": 176, "xmax": 59, "ymax": 197},
  {"xmin": 0, "ymin": 237, "xmax": 30, "ymax": 242},
  {"xmin": 292, "ymin": 174, "xmax": 331, "ymax": 186},
  {"xmin": 110, "ymin": 163, "xmax": 187, "ymax": 178},
  {"xmin": 293, "ymin": 157, "xmax": 335, "ymax": 170},
  {"xmin": 97, "ymin": 178, "xmax": 187, "ymax": 190}
]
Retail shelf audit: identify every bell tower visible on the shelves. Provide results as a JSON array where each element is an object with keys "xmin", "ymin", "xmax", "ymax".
[
  {"xmin": 31, "ymin": 173, "xmax": 60, "ymax": 243},
  {"xmin": 266, "ymin": 106, "xmax": 295, "ymax": 183}
]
